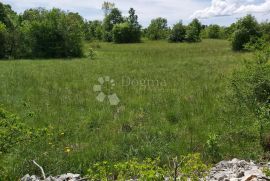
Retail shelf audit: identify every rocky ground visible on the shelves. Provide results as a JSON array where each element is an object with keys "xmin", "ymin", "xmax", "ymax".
[
  {"xmin": 207, "ymin": 158, "xmax": 270, "ymax": 181},
  {"xmin": 21, "ymin": 173, "xmax": 84, "ymax": 181},
  {"xmin": 21, "ymin": 159, "xmax": 270, "ymax": 181}
]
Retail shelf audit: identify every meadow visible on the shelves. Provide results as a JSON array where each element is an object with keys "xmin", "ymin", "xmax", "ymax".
[{"xmin": 0, "ymin": 40, "xmax": 260, "ymax": 178}]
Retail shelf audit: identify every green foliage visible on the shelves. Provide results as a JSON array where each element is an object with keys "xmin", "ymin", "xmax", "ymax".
[
  {"xmin": 103, "ymin": 8, "xmax": 124, "ymax": 42},
  {"xmin": 25, "ymin": 9, "xmax": 84, "ymax": 58},
  {"xmin": 0, "ymin": 3, "xmax": 85, "ymax": 59},
  {"xmin": 0, "ymin": 106, "xmax": 39, "ymax": 179},
  {"xmin": 0, "ymin": 22, "xmax": 7, "ymax": 58},
  {"xmin": 232, "ymin": 15, "xmax": 261, "ymax": 51},
  {"xmin": 0, "ymin": 107, "xmax": 28, "ymax": 154},
  {"xmin": 87, "ymin": 48, "xmax": 97, "ymax": 59},
  {"xmin": 231, "ymin": 40, "xmax": 270, "ymax": 150},
  {"xmin": 0, "ymin": 2, "xmax": 17, "ymax": 29},
  {"xmin": 112, "ymin": 23, "xmax": 140, "ymax": 43},
  {"xmin": 179, "ymin": 153, "xmax": 211, "ymax": 180},
  {"xmin": 147, "ymin": 17, "xmax": 169, "ymax": 40},
  {"xmin": 263, "ymin": 167, "xmax": 270, "ymax": 177},
  {"xmin": 232, "ymin": 29, "xmax": 250, "ymax": 51},
  {"xmin": 205, "ymin": 134, "xmax": 221, "ymax": 163},
  {"xmin": 87, "ymin": 158, "xmax": 168, "ymax": 180},
  {"xmin": 207, "ymin": 24, "xmax": 221, "ymax": 39},
  {"xmin": 112, "ymin": 22, "xmax": 132, "ymax": 43},
  {"xmin": 168, "ymin": 21, "xmax": 186, "ymax": 42},
  {"xmin": 260, "ymin": 21, "xmax": 270, "ymax": 41},
  {"xmin": 84, "ymin": 20, "xmax": 103, "ymax": 41},
  {"xmin": 186, "ymin": 18, "xmax": 202, "ymax": 42},
  {"xmin": 112, "ymin": 8, "xmax": 141, "ymax": 43}
]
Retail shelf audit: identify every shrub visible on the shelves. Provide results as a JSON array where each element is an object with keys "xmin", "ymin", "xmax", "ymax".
[
  {"xmin": 207, "ymin": 24, "xmax": 220, "ymax": 39},
  {"xmin": 87, "ymin": 158, "xmax": 168, "ymax": 180},
  {"xmin": 205, "ymin": 134, "xmax": 221, "ymax": 163},
  {"xmin": 186, "ymin": 18, "xmax": 202, "ymax": 42},
  {"xmin": 179, "ymin": 153, "xmax": 211, "ymax": 180},
  {"xmin": 168, "ymin": 21, "xmax": 186, "ymax": 42},
  {"xmin": 112, "ymin": 22, "xmax": 130, "ymax": 43},
  {"xmin": 21, "ymin": 8, "xmax": 84, "ymax": 58},
  {"xmin": 232, "ymin": 15, "xmax": 261, "ymax": 51},
  {"xmin": 231, "ymin": 41, "xmax": 270, "ymax": 148},
  {"xmin": 232, "ymin": 29, "xmax": 250, "ymax": 51},
  {"xmin": 263, "ymin": 167, "xmax": 270, "ymax": 177},
  {"xmin": 87, "ymin": 48, "xmax": 97, "ymax": 59},
  {"xmin": 0, "ymin": 107, "xmax": 30, "ymax": 154},
  {"xmin": 112, "ymin": 22, "xmax": 140, "ymax": 43}
]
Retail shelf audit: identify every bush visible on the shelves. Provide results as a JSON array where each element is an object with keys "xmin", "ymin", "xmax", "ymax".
[
  {"xmin": 231, "ymin": 42, "xmax": 270, "ymax": 148},
  {"xmin": 112, "ymin": 23, "xmax": 130, "ymax": 43},
  {"xmin": 186, "ymin": 19, "xmax": 202, "ymax": 42},
  {"xmin": 207, "ymin": 24, "xmax": 220, "ymax": 39},
  {"xmin": 87, "ymin": 48, "xmax": 97, "ymax": 59},
  {"xmin": 179, "ymin": 153, "xmax": 211, "ymax": 180},
  {"xmin": 232, "ymin": 29, "xmax": 250, "ymax": 51},
  {"xmin": 0, "ymin": 107, "xmax": 28, "ymax": 154},
  {"xmin": 205, "ymin": 134, "xmax": 221, "ymax": 163},
  {"xmin": 87, "ymin": 158, "xmax": 168, "ymax": 180},
  {"xmin": 112, "ymin": 22, "xmax": 140, "ymax": 43},
  {"xmin": 168, "ymin": 22, "xmax": 186, "ymax": 42},
  {"xmin": 26, "ymin": 9, "xmax": 84, "ymax": 58},
  {"xmin": 232, "ymin": 15, "xmax": 261, "ymax": 51}
]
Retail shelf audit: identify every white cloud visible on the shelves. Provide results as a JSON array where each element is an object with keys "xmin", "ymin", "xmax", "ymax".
[
  {"xmin": 2, "ymin": 0, "xmax": 207, "ymax": 25},
  {"xmin": 191, "ymin": 0, "xmax": 270, "ymax": 19}
]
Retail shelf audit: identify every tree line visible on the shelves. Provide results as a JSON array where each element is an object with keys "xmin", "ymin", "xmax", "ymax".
[{"xmin": 0, "ymin": 1, "xmax": 270, "ymax": 59}]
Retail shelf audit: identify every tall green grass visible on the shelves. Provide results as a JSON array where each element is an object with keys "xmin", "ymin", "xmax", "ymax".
[{"xmin": 0, "ymin": 40, "xmax": 259, "ymax": 178}]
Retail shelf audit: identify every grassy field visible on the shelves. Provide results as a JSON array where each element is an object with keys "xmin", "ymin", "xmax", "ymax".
[{"xmin": 0, "ymin": 40, "xmax": 260, "ymax": 178}]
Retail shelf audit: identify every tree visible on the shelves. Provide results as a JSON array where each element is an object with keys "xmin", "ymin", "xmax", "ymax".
[
  {"xmin": 126, "ymin": 8, "xmax": 141, "ymax": 42},
  {"xmin": 224, "ymin": 23, "xmax": 236, "ymax": 39},
  {"xmin": 0, "ymin": 2, "xmax": 16, "ymax": 29},
  {"xmin": 232, "ymin": 14, "xmax": 261, "ymax": 51},
  {"xmin": 84, "ymin": 20, "xmax": 103, "ymax": 41},
  {"xmin": 147, "ymin": 17, "xmax": 168, "ymax": 40},
  {"xmin": 186, "ymin": 18, "xmax": 202, "ymax": 42},
  {"xmin": 103, "ymin": 8, "xmax": 123, "ymax": 42},
  {"xmin": 102, "ymin": 1, "xmax": 115, "ymax": 16},
  {"xmin": 0, "ymin": 2, "xmax": 21, "ymax": 59},
  {"xmin": 0, "ymin": 22, "xmax": 7, "ymax": 58},
  {"xmin": 207, "ymin": 24, "xmax": 220, "ymax": 39},
  {"xmin": 168, "ymin": 21, "xmax": 186, "ymax": 42},
  {"xmin": 112, "ymin": 8, "xmax": 141, "ymax": 43},
  {"xmin": 127, "ymin": 8, "xmax": 139, "ymax": 27},
  {"xmin": 24, "ymin": 8, "xmax": 84, "ymax": 58},
  {"xmin": 21, "ymin": 8, "xmax": 46, "ymax": 22}
]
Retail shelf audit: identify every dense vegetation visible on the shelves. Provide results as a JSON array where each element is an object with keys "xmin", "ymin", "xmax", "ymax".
[
  {"xmin": 1, "ymin": 1, "xmax": 270, "ymax": 60},
  {"xmin": 0, "ymin": 4, "xmax": 85, "ymax": 59},
  {"xmin": 0, "ymin": 1, "xmax": 270, "ymax": 180}
]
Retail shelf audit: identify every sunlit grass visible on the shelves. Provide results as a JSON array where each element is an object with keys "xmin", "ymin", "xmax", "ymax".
[{"xmin": 0, "ymin": 40, "xmax": 256, "ymax": 178}]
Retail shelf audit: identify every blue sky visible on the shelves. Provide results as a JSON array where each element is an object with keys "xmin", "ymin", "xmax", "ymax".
[{"xmin": 2, "ymin": 0, "xmax": 270, "ymax": 27}]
